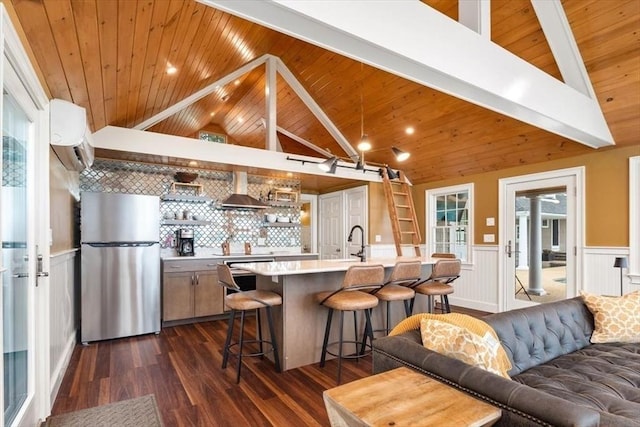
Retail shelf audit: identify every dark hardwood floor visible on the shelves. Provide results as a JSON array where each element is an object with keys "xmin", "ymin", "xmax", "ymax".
[{"xmin": 51, "ymin": 305, "xmax": 488, "ymax": 426}]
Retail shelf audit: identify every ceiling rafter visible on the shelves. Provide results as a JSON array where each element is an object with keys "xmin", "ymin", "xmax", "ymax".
[
  {"xmin": 200, "ymin": 0, "xmax": 615, "ymax": 149},
  {"xmin": 134, "ymin": 49, "xmax": 358, "ymax": 159},
  {"xmin": 531, "ymin": 0, "xmax": 597, "ymax": 99}
]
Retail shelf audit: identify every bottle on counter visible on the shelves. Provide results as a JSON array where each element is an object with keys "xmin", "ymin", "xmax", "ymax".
[
  {"xmin": 221, "ymin": 241, "xmax": 230, "ymax": 256},
  {"xmin": 244, "ymin": 242, "xmax": 252, "ymax": 255}
]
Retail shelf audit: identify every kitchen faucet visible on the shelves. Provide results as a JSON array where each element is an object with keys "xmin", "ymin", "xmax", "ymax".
[{"xmin": 347, "ymin": 225, "xmax": 366, "ymax": 262}]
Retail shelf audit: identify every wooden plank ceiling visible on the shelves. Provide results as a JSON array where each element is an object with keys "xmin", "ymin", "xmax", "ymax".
[{"xmin": 8, "ymin": 0, "xmax": 640, "ymax": 191}]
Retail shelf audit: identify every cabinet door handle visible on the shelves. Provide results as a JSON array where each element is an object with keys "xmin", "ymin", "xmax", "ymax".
[
  {"xmin": 191, "ymin": 274, "xmax": 195, "ymax": 286},
  {"xmin": 195, "ymin": 274, "xmax": 199, "ymax": 285},
  {"xmin": 206, "ymin": 263, "xmax": 217, "ymax": 267},
  {"xmin": 169, "ymin": 265, "xmax": 183, "ymax": 269}
]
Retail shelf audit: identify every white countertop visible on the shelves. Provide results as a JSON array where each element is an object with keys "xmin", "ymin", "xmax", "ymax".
[{"xmin": 232, "ymin": 256, "xmax": 438, "ymax": 276}]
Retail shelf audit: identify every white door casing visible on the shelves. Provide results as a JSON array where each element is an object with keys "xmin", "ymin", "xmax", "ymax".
[
  {"xmin": 1, "ymin": 5, "xmax": 51, "ymax": 426},
  {"xmin": 499, "ymin": 167, "xmax": 584, "ymax": 312}
]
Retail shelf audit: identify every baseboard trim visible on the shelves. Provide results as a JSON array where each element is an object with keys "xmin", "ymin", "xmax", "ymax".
[{"xmin": 50, "ymin": 331, "xmax": 77, "ymax": 405}]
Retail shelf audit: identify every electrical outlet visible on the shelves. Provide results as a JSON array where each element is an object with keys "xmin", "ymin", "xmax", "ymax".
[
  {"xmin": 375, "ymin": 234, "xmax": 382, "ymax": 242},
  {"xmin": 486, "ymin": 217, "xmax": 495, "ymax": 226},
  {"xmin": 290, "ymin": 237, "xmax": 297, "ymax": 246},
  {"xmin": 483, "ymin": 234, "xmax": 495, "ymax": 243}
]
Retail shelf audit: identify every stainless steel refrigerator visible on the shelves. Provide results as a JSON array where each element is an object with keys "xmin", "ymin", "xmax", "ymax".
[{"xmin": 80, "ymin": 192, "xmax": 161, "ymax": 343}]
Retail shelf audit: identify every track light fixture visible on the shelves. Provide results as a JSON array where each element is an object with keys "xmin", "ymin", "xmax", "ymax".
[
  {"xmin": 385, "ymin": 165, "xmax": 400, "ymax": 180},
  {"xmin": 392, "ymin": 146, "xmax": 410, "ymax": 162},
  {"xmin": 318, "ymin": 156, "xmax": 338, "ymax": 174}
]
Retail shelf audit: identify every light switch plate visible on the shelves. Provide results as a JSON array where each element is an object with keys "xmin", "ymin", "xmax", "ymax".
[
  {"xmin": 257, "ymin": 237, "xmax": 266, "ymax": 246},
  {"xmin": 375, "ymin": 234, "xmax": 382, "ymax": 242},
  {"xmin": 483, "ymin": 234, "xmax": 495, "ymax": 243},
  {"xmin": 486, "ymin": 217, "xmax": 495, "ymax": 226}
]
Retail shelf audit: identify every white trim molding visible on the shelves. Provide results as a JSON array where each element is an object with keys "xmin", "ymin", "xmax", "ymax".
[{"xmin": 630, "ymin": 156, "xmax": 640, "ymax": 285}]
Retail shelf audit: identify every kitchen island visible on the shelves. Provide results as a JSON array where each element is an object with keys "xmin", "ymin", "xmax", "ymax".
[{"xmin": 235, "ymin": 256, "xmax": 438, "ymax": 370}]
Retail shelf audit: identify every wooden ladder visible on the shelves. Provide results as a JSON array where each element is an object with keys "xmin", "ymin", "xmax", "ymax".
[{"xmin": 381, "ymin": 168, "xmax": 421, "ymax": 256}]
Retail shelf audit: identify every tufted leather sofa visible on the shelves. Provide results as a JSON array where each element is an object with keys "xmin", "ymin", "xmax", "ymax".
[{"xmin": 372, "ymin": 297, "xmax": 640, "ymax": 426}]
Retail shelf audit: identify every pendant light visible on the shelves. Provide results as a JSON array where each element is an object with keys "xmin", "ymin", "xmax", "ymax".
[{"xmin": 356, "ymin": 63, "xmax": 370, "ymax": 170}]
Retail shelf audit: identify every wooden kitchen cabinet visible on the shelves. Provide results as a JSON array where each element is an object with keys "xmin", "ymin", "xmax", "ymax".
[{"xmin": 162, "ymin": 260, "xmax": 224, "ymax": 323}]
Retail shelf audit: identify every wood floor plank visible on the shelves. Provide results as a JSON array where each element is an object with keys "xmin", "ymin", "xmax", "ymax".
[{"xmin": 51, "ymin": 306, "xmax": 487, "ymax": 425}]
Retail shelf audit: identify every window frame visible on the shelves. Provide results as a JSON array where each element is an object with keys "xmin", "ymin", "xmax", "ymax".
[{"xmin": 425, "ymin": 183, "xmax": 474, "ymax": 262}]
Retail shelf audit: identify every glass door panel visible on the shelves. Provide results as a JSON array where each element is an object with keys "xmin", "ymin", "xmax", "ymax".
[{"xmin": 2, "ymin": 90, "xmax": 31, "ymax": 426}]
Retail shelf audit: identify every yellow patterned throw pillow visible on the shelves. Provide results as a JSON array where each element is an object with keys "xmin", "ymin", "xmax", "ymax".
[
  {"xmin": 580, "ymin": 290, "xmax": 640, "ymax": 343},
  {"xmin": 419, "ymin": 318, "xmax": 511, "ymax": 379},
  {"xmin": 391, "ymin": 313, "xmax": 512, "ymax": 377}
]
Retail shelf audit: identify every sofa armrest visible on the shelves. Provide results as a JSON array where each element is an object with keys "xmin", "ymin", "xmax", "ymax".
[{"xmin": 373, "ymin": 333, "xmax": 600, "ymax": 427}]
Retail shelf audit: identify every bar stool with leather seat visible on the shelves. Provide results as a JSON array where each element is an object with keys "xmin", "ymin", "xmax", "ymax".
[
  {"xmin": 315, "ymin": 264, "xmax": 385, "ymax": 384},
  {"xmin": 217, "ymin": 264, "xmax": 282, "ymax": 384},
  {"xmin": 370, "ymin": 260, "xmax": 420, "ymax": 335},
  {"xmin": 411, "ymin": 258, "xmax": 461, "ymax": 314}
]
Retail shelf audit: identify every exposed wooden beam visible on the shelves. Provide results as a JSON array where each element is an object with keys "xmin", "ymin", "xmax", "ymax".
[
  {"xmin": 93, "ymin": 126, "xmax": 382, "ymax": 182},
  {"xmin": 276, "ymin": 126, "xmax": 333, "ymax": 157},
  {"xmin": 200, "ymin": 0, "xmax": 614, "ymax": 148},
  {"xmin": 459, "ymin": 0, "xmax": 491, "ymax": 39},
  {"xmin": 531, "ymin": 0, "xmax": 596, "ymax": 99},
  {"xmin": 133, "ymin": 54, "xmax": 271, "ymax": 130},
  {"xmin": 265, "ymin": 55, "xmax": 277, "ymax": 150}
]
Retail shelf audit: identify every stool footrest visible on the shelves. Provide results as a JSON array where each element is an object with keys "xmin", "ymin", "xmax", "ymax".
[
  {"xmin": 324, "ymin": 340, "xmax": 372, "ymax": 360},
  {"xmin": 226, "ymin": 339, "xmax": 276, "ymax": 359}
]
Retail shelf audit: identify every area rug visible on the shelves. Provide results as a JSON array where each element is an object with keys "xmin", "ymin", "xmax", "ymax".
[{"xmin": 44, "ymin": 394, "xmax": 163, "ymax": 427}]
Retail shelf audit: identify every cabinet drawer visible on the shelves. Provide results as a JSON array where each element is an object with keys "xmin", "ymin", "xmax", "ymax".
[{"xmin": 163, "ymin": 259, "xmax": 223, "ymax": 272}]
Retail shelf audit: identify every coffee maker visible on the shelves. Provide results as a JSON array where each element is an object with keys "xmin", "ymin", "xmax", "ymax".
[{"xmin": 176, "ymin": 229, "xmax": 194, "ymax": 256}]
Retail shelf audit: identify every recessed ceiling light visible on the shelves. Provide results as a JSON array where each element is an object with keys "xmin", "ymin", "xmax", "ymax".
[
  {"xmin": 234, "ymin": 79, "xmax": 240, "ymax": 86},
  {"xmin": 237, "ymin": 116, "xmax": 244, "ymax": 123},
  {"xmin": 188, "ymin": 160, "xmax": 198, "ymax": 167},
  {"xmin": 405, "ymin": 126, "xmax": 415, "ymax": 135},
  {"xmin": 166, "ymin": 63, "xmax": 177, "ymax": 75},
  {"xmin": 210, "ymin": 112, "xmax": 215, "ymax": 117}
]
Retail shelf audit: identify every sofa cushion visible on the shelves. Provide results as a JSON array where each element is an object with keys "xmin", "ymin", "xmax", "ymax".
[
  {"xmin": 484, "ymin": 297, "xmax": 593, "ymax": 376},
  {"xmin": 512, "ymin": 341, "xmax": 640, "ymax": 424},
  {"xmin": 419, "ymin": 318, "xmax": 511, "ymax": 378},
  {"xmin": 581, "ymin": 290, "xmax": 640, "ymax": 343}
]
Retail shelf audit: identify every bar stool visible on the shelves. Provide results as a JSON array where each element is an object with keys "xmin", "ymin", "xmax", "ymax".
[
  {"xmin": 315, "ymin": 264, "xmax": 384, "ymax": 384},
  {"xmin": 217, "ymin": 264, "xmax": 282, "ymax": 384},
  {"xmin": 411, "ymin": 258, "xmax": 461, "ymax": 314},
  {"xmin": 370, "ymin": 260, "xmax": 420, "ymax": 335}
]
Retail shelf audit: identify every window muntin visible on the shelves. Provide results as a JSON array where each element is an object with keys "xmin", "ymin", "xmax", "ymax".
[{"xmin": 427, "ymin": 184, "xmax": 473, "ymax": 261}]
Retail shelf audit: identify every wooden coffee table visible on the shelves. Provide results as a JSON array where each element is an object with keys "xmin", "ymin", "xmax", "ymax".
[{"xmin": 323, "ymin": 367, "xmax": 501, "ymax": 427}]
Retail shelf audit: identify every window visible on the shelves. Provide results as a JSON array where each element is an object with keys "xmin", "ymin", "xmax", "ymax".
[
  {"xmin": 198, "ymin": 131, "xmax": 226, "ymax": 143},
  {"xmin": 426, "ymin": 184, "xmax": 473, "ymax": 262}
]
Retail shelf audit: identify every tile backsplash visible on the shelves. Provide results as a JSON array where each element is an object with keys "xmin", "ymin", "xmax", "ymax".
[{"xmin": 81, "ymin": 159, "xmax": 301, "ymax": 249}]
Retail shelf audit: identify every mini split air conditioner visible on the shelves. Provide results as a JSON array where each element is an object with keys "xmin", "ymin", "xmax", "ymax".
[{"xmin": 50, "ymin": 98, "xmax": 95, "ymax": 171}]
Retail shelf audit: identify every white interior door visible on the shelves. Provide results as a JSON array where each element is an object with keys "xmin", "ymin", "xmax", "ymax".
[
  {"xmin": 319, "ymin": 193, "xmax": 343, "ymax": 259},
  {"xmin": 500, "ymin": 168, "xmax": 583, "ymax": 311}
]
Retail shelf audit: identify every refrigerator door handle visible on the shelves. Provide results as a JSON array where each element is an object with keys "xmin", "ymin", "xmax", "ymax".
[{"xmin": 85, "ymin": 241, "xmax": 158, "ymax": 248}]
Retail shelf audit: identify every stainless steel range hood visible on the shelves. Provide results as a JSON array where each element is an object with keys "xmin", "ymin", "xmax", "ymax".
[{"xmin": 220, "ymin": 171, "xmax": 268, "ymax": 209}]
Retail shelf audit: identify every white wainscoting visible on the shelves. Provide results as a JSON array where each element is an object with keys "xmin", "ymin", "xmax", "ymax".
[
  {"xmin": 49, "ymin": 249, "xmax": 78, "ymax": 405},
  {"xmin": 349, "ymin": 244, "xmax": 633, "ymax": 312},
  {"xmin": 449, "ymin": 246, "xmax": 500, "ymax": 313},
  {"xmin": 583, "ymin": 247, "xmax": 633, "ymax": 296}
]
